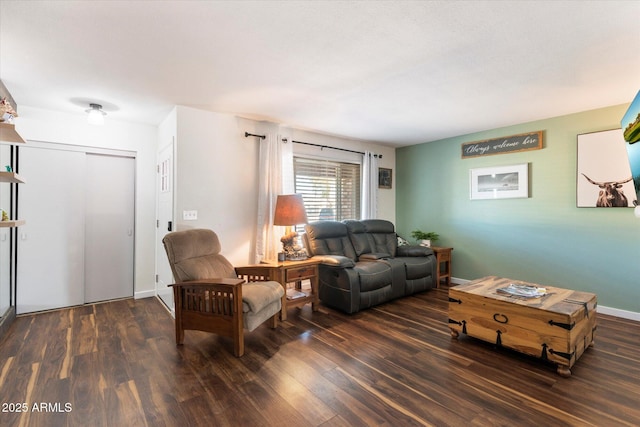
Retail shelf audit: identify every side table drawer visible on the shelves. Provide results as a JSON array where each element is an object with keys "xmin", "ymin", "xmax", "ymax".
[
  {"xmin": 439, "ymin": 251, "xmax": 451, "ymax": 262},
  {"xmin": 286, "ymin": 266, "xmax": 316, "ymax": 282}
]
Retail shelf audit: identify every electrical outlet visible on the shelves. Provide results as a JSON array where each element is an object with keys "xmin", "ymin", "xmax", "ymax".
[{"xmin": 183, "ymin": 210, "xmax": 198, "ymax": 220}]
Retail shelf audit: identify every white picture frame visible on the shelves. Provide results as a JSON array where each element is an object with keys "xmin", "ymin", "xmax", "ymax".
[{"xmin": 470, "ymin": 163, "xmax": 529, "ymax": 200}]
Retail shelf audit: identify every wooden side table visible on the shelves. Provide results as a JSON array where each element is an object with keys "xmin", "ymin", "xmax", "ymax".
[
  {"xmin": 257, "ymin": 258, "xmax": 320, "ymax": 321},
  {"xmin": 430, "ymin": 246, "xmax": 453, "ymax": 288}
]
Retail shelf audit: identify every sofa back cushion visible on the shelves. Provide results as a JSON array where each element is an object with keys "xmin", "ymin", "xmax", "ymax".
[
  {"xmin": 345, "ymin": 219, "xmax": 397, "ymax": 258},
  {"xmin": 304, "ymin": 221, "xmax": 357, "ymax": 260}
]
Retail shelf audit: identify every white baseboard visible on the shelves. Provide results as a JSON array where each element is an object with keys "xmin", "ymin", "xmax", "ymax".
[
  {"xmin": 449, "ymin": 277, "xmax": 639, "ymax": 322},
  {"xmin": 597, "ymin": 306, "xmax": 640, "ymax": 322},
  {"xmin": 134, "ymin": 289, "xmax": 156, "ymax": 299}
]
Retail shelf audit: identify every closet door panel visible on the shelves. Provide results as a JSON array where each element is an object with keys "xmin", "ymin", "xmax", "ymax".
[
  {"xmin": 17, "ymin": 147, "xmax": 86, "ymax": 314},
  {"xmin": 84, "ymin": 154, "xmax": 135, "ymax": 303}
]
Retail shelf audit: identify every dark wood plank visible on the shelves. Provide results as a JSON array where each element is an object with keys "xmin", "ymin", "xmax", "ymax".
[{"xmin": 0, "ymin": 288, "xmax": 639, "ymax": 426}]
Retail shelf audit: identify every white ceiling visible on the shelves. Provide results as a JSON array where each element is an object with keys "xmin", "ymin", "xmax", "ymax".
[{"xmin": 1, "ymin": 1, "xmax": 638, "ymax": 147}]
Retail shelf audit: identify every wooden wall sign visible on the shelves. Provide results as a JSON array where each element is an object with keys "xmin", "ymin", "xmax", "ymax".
[{"xmin": 461, "ymin": 131, "xmax": 543, "ymax": 158}]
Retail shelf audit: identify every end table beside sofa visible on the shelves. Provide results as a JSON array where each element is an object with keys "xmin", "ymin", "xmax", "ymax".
[
  {"xmin": 430, "ymin": 246, "xmax": 453, "ymax": 287},
  {"xmin": 257, "ymin": 258, "xmax": 320, "ymax": 321}
]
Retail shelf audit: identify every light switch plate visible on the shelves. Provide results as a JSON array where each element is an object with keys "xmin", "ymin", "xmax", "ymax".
[{"xmin": 183, "ymin": 210, "xmax": 198, "ymax": 220}]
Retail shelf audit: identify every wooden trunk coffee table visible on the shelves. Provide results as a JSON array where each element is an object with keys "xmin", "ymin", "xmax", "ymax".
[{"xmin": 448, "ymin": 276, "xmax": 597, "ymax": 377}]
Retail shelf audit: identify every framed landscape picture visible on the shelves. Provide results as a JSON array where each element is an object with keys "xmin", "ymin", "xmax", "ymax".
[
  {"xmin": 470, "ymin": 163, "xmax": 529, "ymax": 200},
  {"xmin": 621, "ymin": 90, "xmax": 640, "ymax": 206}
]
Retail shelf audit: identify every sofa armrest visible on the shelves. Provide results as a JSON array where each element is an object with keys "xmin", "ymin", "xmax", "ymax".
[
  {"xmin": 397, "ymin": 245, "xmax": 434, "ymax": 257},
  {"xmin": 312, "ymin": 255, "xmax": 356, "ymax": 268},
  {"xmin": 359, "ymin": 252, "xmax": 391, "ymax": 260}
]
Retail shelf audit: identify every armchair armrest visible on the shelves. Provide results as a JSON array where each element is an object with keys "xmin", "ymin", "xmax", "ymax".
[
  {"xmin": 169, "ymin": 278, "xmax": 245, "ymax": 288},
  {"xmin": 169, "ymin": 277, "xmax": 245, "ymax": 352},
  {"xmin": 397, "ymin": 245, "xmax": 434, "ymax": 257}
]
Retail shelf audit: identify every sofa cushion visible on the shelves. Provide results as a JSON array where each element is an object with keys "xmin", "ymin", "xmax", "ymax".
[
  {"xmin": 344, "ymin": 220, "xmax": 372, "ymax": 256},
  {"xmin": 305, "ymin": 221, "xmax": 357, "ymax": 260},
  {"xmin": 362, "ymin": 219, "xmax": 398, "ymax": 256},
  {"xmin": 346, "ymin": 219, "xmax": 398, "ymax": 258},
  {"xmin": 396, "ymin": 257, "xmax": 433, "ymax": 280},
  {"xmin": 355, "ymin": 261, "xmax": 393, "ymax": 292}
]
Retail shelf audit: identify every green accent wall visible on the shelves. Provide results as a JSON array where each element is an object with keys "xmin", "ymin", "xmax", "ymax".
[{"xmin": 396, "ymin": 104, "xmax": 639, "ymax": 313}]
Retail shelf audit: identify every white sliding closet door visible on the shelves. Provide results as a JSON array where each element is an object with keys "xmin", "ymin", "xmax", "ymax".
[
  {"xmin": 17, "ymin": 145, "xmax": 135, "ymax": 314},
  {"xmin": 17, "ymin": 146, "xmax": 86, "ymax": 314},
  {"xmin": 84, "ymin": 154, "xmax": 134, "ymax": 303}
]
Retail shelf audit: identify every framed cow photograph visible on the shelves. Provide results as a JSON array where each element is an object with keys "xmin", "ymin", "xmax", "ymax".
[{"xmin": 576, "ymin": 129, "xmax": 636, "ymax": 208}]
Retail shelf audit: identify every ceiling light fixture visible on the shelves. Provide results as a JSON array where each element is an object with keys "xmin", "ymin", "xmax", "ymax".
[{"xmin": 85, "ymin": 103, "xmax": 106, "ymax": 125}]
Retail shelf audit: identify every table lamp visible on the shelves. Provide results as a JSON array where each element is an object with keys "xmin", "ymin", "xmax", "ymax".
[{"xmin": 273, "ymin": 194, "xmax": 308, "ymax": 260}]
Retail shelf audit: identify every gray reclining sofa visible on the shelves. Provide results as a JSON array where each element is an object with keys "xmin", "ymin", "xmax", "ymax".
[{"xmin": 303, "ymin": 219, "xmax": 437, "ymax": 313}]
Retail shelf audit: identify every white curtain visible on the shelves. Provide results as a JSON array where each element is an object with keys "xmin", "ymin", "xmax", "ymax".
[
  {"xmin": 254, "ymin": 133, "xmax": 293, "ymax": 263},
  {"xmin": 361, "ymin": 151, "xmax": 378, "ymax": 219}
]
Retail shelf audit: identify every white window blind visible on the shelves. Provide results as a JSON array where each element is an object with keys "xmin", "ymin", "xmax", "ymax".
[{"xmin": 294, "ymin": 156, "xmax": 361, "ymax": 223}]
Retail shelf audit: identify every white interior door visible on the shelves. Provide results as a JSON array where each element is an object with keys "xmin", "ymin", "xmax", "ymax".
[
  {"xmin": 17, "ymin": 146, "xmax": 86, "ymax": 314},
  {"xmin": 156, "ymin": 142, "xmax": 174, "ymax": 311},
  {"xmin": 84, "ymin": 154, "xmax": 135, "ymax": 303}
]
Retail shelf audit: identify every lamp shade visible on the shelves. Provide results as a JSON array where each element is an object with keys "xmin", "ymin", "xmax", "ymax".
[{"xmin": 273, "ymin": 194, "xmax": 308, "ymax": 226}]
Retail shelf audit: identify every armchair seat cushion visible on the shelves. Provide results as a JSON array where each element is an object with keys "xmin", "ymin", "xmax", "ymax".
[{"xmin": 242, "ymin": 281, "xmax": 284, "ymax": 314}]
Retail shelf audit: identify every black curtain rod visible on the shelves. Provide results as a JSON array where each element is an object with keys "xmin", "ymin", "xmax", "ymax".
[
  {"xmin": 244, "ymin": 132, "xmax": 381, "ymax": 158},
  {"xmin": 291, "ymin": 139, "xmax": 382, "ymax": 158},
  {"xmin": 244, "ymin": 132, "xmax": 266, "ymax": 140}
]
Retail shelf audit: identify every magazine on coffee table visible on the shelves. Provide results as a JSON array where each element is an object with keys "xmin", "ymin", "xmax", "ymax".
[{"xmin": 497, "ymin": 283, "xmax": 547, "ymax": 298}]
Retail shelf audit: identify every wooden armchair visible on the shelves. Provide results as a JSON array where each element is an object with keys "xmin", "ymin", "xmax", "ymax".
[{"xmin": 162, "ymin": 229, "xmax": 284, "ymax": 357}]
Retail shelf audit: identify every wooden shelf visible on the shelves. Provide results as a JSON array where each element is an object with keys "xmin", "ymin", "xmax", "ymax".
[
  {"xmin": 0, "ymin": 122, "xmax": 26, "ymax": 144},
  {"xmin": 0, "ymin": 220, "xmax": 25, "ymax": 228},
  {"xmin": 0, "ymin": 171, "xmax": 25, "ymax": 184}
]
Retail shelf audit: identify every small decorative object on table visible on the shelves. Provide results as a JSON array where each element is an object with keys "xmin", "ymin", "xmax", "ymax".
[
  {"xmin": 280, "ymin": 232, "xmax": 308, "ymax": 260},
  {"xmin": 410, "ymin": 229, "xmax": 439, "ymax": 247},
  {"xmin": 0, "ymin": 97, "xmax": 18, "ymax": 122},
  {"xmin": 497, "ymin": 283, "xmax": 547, "ymax": 298}
]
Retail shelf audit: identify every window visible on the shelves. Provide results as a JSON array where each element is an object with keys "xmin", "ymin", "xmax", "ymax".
[{"xmin": 294, "ymin": 156, "xmax": 361, "ymax": 223}]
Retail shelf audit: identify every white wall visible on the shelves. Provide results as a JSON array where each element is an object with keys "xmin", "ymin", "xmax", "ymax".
[
  {"xmin": 173, "ymin": 106, "xmax": 260, "ymax": 265},
  {"xmin": 15, "ymin": 106, "xmax": 158, "ymax": 298},
  {"xmin": 171, "ymin": 107, "xmax": 397, "ymax": 267},
  {"xmin": 12, "ymin": 104, "xmax": 396, "ymax": 305}
]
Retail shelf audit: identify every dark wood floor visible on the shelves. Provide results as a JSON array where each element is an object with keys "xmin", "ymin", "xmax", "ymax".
[{"xmin": 1, "ymin": 285, "xmax": 639, "ymax": 427}]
